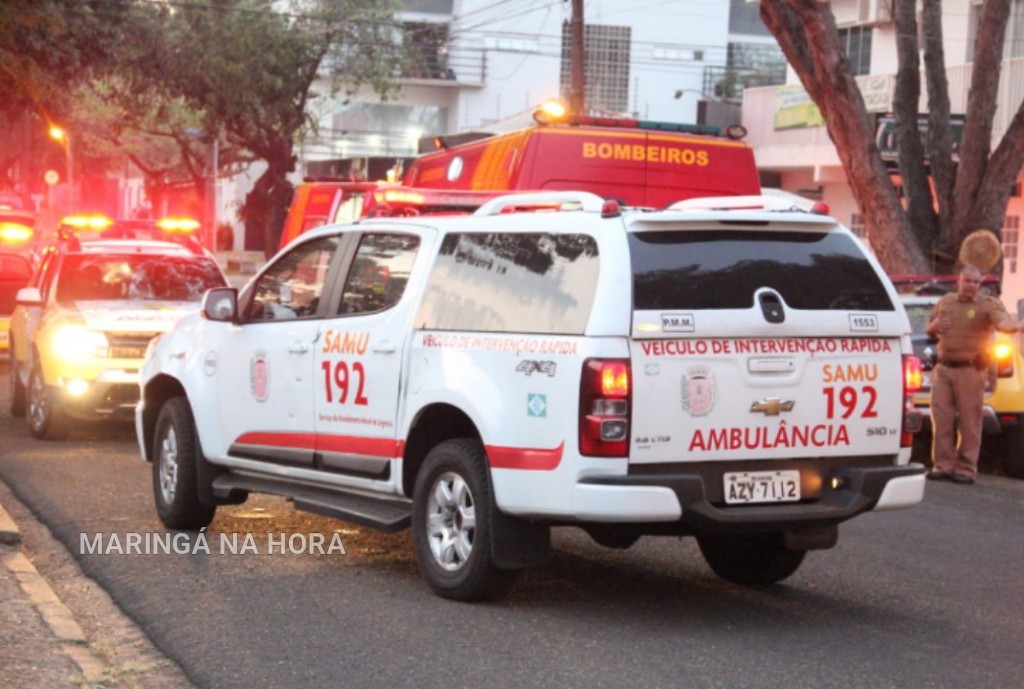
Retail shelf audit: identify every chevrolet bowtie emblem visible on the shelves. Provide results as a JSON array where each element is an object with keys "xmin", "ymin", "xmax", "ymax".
[{"xmin": 750, "ymin": 398, "xmax": 795, "ymax": 416}]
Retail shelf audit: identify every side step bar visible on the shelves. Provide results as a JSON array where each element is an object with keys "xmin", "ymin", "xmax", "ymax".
[{"xmin": 211, "ymin": 474, "xmax": 412, "ymax": 533}]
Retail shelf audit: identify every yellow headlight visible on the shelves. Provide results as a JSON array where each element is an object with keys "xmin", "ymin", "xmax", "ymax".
[{"xmin": 50, "ymin": 324, "xmax": 108, "ymax": 362}]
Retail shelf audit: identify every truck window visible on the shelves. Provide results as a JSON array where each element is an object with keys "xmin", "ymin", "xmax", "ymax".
[
  {"xmin": 248, "ymin": 236, "xmax": 340, "ymax": 321},
  {"xmin": 416, "ymin": 232, "xmax": 599, "ymax": 334},
  {"xmin": 629, "ymin": 230, "xmax": 895, "ymax": 311},
  {"xmin": 339, "ymin": 233, "xmax": 420, "ymax": 315}
]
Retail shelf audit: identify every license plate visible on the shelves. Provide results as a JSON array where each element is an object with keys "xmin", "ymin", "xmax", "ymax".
[{"xmin": 723, "ymin": 470, "xmax": 801, "ymax": 504}]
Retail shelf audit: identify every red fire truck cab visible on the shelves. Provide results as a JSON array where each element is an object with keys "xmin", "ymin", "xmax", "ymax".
[
  {"xmin": 280, "ymin": 114, "xmax": 760, "ymax": 250},
  {"xmin": 405, "ymin": 115, "xmax": 760, "ymax": 208}
]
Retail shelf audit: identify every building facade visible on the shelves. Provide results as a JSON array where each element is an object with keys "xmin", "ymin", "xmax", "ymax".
[
  {"xmin": 296, "ymin": 0, "xmax": 785, "ymax": 171},
  {"xmin": 742, "ymin": 0, "xmax": 1024, "ymax": 312}
]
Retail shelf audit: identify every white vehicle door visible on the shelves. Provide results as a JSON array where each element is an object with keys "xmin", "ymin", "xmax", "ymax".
[
  {"xmin": 313, "ymin": 229, "xmax": 430, "ymax": 481},
  {"xmin": 216, "ymin": 235, "xmax": 343, "ymax": 467}
]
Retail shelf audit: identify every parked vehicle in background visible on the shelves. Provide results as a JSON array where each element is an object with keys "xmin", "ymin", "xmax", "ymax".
[
  {"xmin": 278, "ymin": 183, "xmax": 503, "ymax": 250},
  {"xmin": 138, "ymin": 191, "xmax": 924, "ymax": 601},
  {"xmin": 0, "ymin": 211, "xmax": 37, "ymax": 357},
  {"xmin": 0, "ymin": 251, "xmax": 33, "ymax": 357},
  {"xmin": 8, "ymin": 215, "xmax": 227, "ymax": 439},
  {"xmin": 894, "ymin": 275, "xmax": 1024, "ymax": 478},
  {"xmin": 280, "ymin": 109, "xmax": 761, "ymax": 250},
  {"xmin": 405, "ymin": 114, "xmax": 759, "ymax": 207}
]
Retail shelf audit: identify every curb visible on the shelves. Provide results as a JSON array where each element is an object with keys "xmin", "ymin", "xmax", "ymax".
[
  {"xmin": 0, "ymin": 498, "xmax": 108, "ymax": 684},
  {"xmin": 0, "ymin": 498, "xmax": 20, "ymax": 546}
]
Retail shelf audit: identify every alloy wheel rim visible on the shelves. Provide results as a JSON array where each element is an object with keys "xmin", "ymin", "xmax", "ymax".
[
  {"xmin": 425, "ymin": 471, "xmax": 475, "ymax": 572},
  {"xmin": 27, "ymin": 371, "xmax": 48, "ymax": 431},
  {"xmin": 159, "ymin": 426, "xmax": 179, "ymax": 505}
]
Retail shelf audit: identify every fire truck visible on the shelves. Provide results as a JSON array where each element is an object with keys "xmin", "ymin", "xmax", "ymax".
[{"xmin": 279, "ymin": 111, "xmax": 760, "ymax": 250}]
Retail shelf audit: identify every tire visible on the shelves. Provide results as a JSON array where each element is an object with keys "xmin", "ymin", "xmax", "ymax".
[
  {"xmin": 697, "ymin": 532, "xmax": 806, "ymax": 585},
  {"xmin": 585, "ymin": 526, "xmax": 641, "ymax": 550},
  {"xmin": 911, "ymin": 427, "xmax": 933, "ymax": 468},
  {"xmin": 411, "ymin": 438, "xmax": 516, "ymax": 601},
  {"xmin": 26, "ymin": 364, "xmax": 67, "ymax": 440},
  {"xmin": 999, "ymin": 422, "xmax": 1024, "ymax": 479},
  {"xmin": 9, "ymin": 358, "xmax": 26, "ymax": 417},
  {"xmin": 152, "ymin": 398, "xmax": 216, "ymax": 530}
]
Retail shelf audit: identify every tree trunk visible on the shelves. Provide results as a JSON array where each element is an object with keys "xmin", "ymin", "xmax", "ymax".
[
  {"xmin": 892, "ymin": 0, "xmax": 936, "ymax": 255},
  {"xmin": 951, "ymin": 0, "xmax": 1012, "ymax": 249},
  {"xmin": 760, "ymin": 0, "xmax": 930, "ymax": 274},
  {"xmin": 242, "ymin": 166, "xmax": 293, "ymax": 258},
  {"xmin": 920, "ymin": 0, "xmax": 956, "ymax": 272}
]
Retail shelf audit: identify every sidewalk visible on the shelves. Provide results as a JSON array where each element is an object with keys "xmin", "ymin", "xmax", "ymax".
[{"xmin": 0, "ymin": 484, "xmax": 196, "ymax": 689}]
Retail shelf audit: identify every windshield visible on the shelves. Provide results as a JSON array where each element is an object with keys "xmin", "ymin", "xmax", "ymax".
[{"xmin": 55, "ymin": 254, "xmax": 225, "ymax": 304}]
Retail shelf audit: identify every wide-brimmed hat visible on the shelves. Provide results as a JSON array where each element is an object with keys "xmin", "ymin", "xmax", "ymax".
[{"xmin": 959, "ymin": 229, "xmax": 1002, "ymax": 271}]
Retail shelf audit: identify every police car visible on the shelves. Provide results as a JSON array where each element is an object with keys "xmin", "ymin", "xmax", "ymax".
[
  {"xmin": 136, "ymin": 192, "xmax": 926, "ymax": 600},
  {"xmin": 9, "ymin": 215, "xmax": 227, "ymax": 438}
]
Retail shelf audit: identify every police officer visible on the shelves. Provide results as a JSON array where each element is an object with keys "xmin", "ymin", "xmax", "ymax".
[{"xmin": 926, "ymin": 265, "xmax": 1024, "ymax": 483}]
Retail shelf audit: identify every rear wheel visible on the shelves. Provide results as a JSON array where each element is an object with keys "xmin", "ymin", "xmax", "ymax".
[
  {"xmin": 27, "ymin": 364, "xmax": 67, "ymax": 440},
  {"xmin": 9, "ymin": 358, "xmax": 25, "ymax": 417},
  {"xmin": 152, "ymin": 398, "xmax": 215, "ymax": 530},
  {"xmin": 1000, "ymin": 422, "xmax": 1024, "ymax": 479},
  {"xmin": 697, "ymin": 533, "xmax": 806, "ymax": 585},
  {"xmin": 412, "ymin": 439, "xmax": 516, "ymax": 601},
  {"xmin": 911, "ymin": 427, "xmax": 933, "ymax": 467}
]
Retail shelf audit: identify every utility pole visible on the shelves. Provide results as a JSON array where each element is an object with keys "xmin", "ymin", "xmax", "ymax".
[{"xmin": 569, "ymin": 0, "xmax": 585, "ymax": 118}]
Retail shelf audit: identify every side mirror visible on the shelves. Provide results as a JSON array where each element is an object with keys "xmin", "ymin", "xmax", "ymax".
[
  {"xmin": 15, "ymin": 287, "xmax": 42, "ymax": 306},
  {"xmin": 202, "ymin": 287, "xmax": 238, "ymax": 323}
]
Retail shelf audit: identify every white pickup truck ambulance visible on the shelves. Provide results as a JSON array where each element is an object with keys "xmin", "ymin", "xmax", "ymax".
[{"xmin": 136, "ymin": 192, "xmax": 925, "ymax": 600}]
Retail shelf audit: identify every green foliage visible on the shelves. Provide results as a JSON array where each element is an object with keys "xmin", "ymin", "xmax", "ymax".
[{"xmin": 2, "ymin": 0, "xmax": 404, "ymax": 251}]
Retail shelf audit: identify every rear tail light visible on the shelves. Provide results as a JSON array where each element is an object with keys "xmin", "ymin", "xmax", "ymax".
[
  {"xmin": 579, "ymin": 358, "xmax": 630, "ymax": 457},
  {"xmin": 992, "ymin": 342, "xmax": 1014, "ymax": 378},
  {"xmin": 904, "ymin": 354, "xmax": 923, "ymax": 395},
  {"xmin": 902, "ymin": 354, "xmax": 924, "ymax": 447}
]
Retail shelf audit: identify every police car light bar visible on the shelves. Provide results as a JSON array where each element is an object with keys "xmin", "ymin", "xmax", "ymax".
[
  {"xmin": 60, "ymin": 214, "xmax": 114, "ymax": 231},
  {"xmin": 0, "ymin": 221, "xmax": 33, "ymax": 244},
  {"xmin": 156, "ymin": 217, "xmax": 201, "ymax": 233}
]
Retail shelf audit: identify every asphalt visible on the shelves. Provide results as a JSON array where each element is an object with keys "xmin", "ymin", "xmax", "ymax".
[{"xmin": 0, "ymin": 254, "xmax": 262, "ymax": 689}]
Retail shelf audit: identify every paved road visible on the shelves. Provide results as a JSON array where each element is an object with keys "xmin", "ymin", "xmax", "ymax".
[{"xmin": 1, "ymin": 360, "xmax": 1023, "ymax": 689}]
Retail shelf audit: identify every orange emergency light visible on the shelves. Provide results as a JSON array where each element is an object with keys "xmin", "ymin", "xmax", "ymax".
[
  {"xmin": 61, "ymin": 214, "xmax": 113, "ymax": 231},
  {"xmin": 0, "ymin": 221, "xmax": 33, "ymax": 244},
  {"xmin": 156, "ymin": 217, "xmax": 201, "ymax": 233}
]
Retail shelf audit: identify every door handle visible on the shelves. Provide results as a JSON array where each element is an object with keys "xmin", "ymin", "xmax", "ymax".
[
  {"xmin": 288, "ymin": 342, "xmax": 310, "ymax": 354},
  {"xmin": 373, "ymin": 342, "xmax": 397, "ymax": 354}
]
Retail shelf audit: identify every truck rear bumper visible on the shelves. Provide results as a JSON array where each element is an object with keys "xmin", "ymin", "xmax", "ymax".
[{"xmin": 574, "ymin": 463, "xmax": 925, "ymax": 533}]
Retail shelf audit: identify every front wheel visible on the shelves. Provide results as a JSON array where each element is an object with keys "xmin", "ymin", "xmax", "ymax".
[
  {"xmin": 152, "ymin": 398, "xmax": 215, "ymax": 530},
  {"xmin": 9, "ymin": 358, "xmax": 26, "ymax": 417},
  {"xmin": 412, "ymin": 439, "xmax": 516, "ymax": 601},
  {"xmin": 27, "ymin": 364, "xmax": 67, "ymax": 440},
  {"xmin": 697, "ymin": 533, "xmax": 806, "ymax": 585}
]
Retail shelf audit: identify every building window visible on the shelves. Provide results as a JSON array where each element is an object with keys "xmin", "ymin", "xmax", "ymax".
[
  {"xmin": 851, "ymin": 212, "xmax": 866, "ymax": 240},
  {"xmin": 560, "ymin": 23, "xmax": 631, "ymax": 114},
  {"xmin": 967, "ymin": 0, "xmax": 1024, "ymax": 60},
  {"xmin": 1004, "ymin": 216, "xmax": 1020, "ymax": 274},
  {"xmin": 838, "ymin": 26, "xmax": 872, "ymax": 75}
]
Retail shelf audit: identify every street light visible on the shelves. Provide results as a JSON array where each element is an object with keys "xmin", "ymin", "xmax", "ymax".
[{"xmin": 48, "ymin": 126, "xmax": 75, "ymax": 211}]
